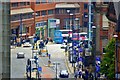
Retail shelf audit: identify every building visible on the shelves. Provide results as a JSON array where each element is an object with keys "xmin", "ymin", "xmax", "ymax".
[{"xmin": 10, "ymin": 1, "xmax": 90, "ymax": 41}]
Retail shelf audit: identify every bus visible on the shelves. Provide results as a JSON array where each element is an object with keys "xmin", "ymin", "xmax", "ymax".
[{"xmin": 54, "ymin": 30, "xmax": 63, "ymax": 44}]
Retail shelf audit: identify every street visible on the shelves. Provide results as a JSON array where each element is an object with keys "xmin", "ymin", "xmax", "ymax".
[{"xmin": 11, "ymin": 43, "xmax": 74, "ymax": 79}]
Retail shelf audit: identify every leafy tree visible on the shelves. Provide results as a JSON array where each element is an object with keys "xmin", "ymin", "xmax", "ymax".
[{"xmin": 100, "ymin": 38, "xmax": 115, "ymax": 79}]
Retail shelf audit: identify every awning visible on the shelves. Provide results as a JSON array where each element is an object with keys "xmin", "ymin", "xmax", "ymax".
[
  {"xmin": 11, "ymin": 8, "xmax": 34, "ymax": 15},
  {"xmin": 55, "ymin": 3, "xmax": 80, "ymax": 8}
]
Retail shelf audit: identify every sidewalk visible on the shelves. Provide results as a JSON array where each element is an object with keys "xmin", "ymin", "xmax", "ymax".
[{"xmin": 63, "ymin": 51, "xmax": 74, "ymax": 74}]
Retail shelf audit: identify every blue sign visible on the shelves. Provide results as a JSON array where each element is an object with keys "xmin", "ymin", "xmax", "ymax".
[{"xmin": 38, "ymin": 67, "xmax": 42, "ymax": 72}]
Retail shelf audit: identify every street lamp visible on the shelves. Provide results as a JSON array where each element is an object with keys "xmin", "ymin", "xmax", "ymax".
[
  {"xmin": 32, "ymin": 12, "xmax": 38, "ymax": 35},
  {"xmin": 20, "ymin": 13, "xmax": 23, "ymax": 46},
  {"xmin": 67, "ymin": 10, "xmax": 70, "ymax": 43},
  {"xmin": 92, "ymin": 25, "xmax": 96, "ymax": 79},
  {"xmin": 113, "ymin": 34, "xmax": 118, "ymax": 80}
]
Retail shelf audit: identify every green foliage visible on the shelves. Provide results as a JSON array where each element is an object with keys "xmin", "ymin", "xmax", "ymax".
[{"xmin": 100, "ymin": 38, "xmax": 115, "ymax": 79}]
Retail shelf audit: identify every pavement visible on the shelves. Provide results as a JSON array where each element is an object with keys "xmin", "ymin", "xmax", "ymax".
[{"xmin": 63, "ymin": 51, "xmax": 84, "ymax": 80}]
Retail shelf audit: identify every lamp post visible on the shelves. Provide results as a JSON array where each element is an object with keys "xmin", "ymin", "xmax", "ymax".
[
  {"xmin": 92, "ymin": 26, "xmax": 96, "ymax": 79},
  {"xmin": 20, "ymin": 13, "xmax": 23, "ymax": 46},
  {"xmin": 67, "ymin": 10, "xmax": 70, "ymax": 41},
  {"xmin": 113, "ymin": 34, "xmax": 118, "ymax": 80}
]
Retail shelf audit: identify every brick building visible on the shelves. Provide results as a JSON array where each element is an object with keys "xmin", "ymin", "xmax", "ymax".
[{"xmin": 10, "ymin": 1, "xmax": 90, "ymax": 41}]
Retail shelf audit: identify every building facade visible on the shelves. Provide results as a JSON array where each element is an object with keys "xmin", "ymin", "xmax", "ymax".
[{"xmin": 10, "ymin": 1, "xmax": 90, "ymax": 41}]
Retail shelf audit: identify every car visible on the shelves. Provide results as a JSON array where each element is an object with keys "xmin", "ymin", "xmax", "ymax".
[
  {"xmin": 59, "ymin": 70, "xmax": 69, "ymax": 78},
  {"xmin": 22, "ymin": 42, "xmax": 32, "ymax": 47},
  {"xmin": 17, "ymin": 52, "xmax": 25, "ymax": 58}
]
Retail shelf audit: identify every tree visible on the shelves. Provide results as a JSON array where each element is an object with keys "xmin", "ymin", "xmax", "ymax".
[{"xmin": 100, "ymin": 38, "xmax": 115, "ymax": 79}]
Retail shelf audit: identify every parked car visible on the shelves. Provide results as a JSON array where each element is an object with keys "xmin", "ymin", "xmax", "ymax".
[
  {"xmin": 22, "ymin": 42, "xmax": 32, "ymax": 47},
  {"xmin": 17, "ymin": 52, "xmax": 25, "ymax": 58},
  {"xmin": 59, "ymin": 70, "xmax": 69, "ymax": 78}
]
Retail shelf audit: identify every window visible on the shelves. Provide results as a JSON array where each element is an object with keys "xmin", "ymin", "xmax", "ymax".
[
  {"xmin": 11, "ymin": 3, "xmax": 18, "ymax": 7},
  {"xmin": 27, "ymin": 13, "xmax": 33, "ymax": 18},
  {"xmin": 41, "ymin": 10, "xmax": 46, "ymax": 16},
  {"xmin": 75, "ymin": 8, "xmax": 80, "ymax": 13},
  {"xmin": 20, "ymin": 2, "xmax": 26, "ymax": 6},
  {"xmin": 84, "ymin": 22, "xmax": 88, "ymax": 27},
  {"xmin": 103, "ymin": 2, "xmax": 109, "ymax": 4},
  {"xmin": 36, "ymin": 0, "xmax": 40, "ymax": 4},
  {"xmin": 36, "ymin": 11, "xmax": 40, "ymax": 16},
  {"xmin": 11, "ymin": 14, "xmax": 19, "ymax": 21},
  {"xmin": 48, "ymin": 0, "xmax": 54, "ymax": 3},
  {"xmin": 84, "ymin": 12, "xmax": 88, "ymax": 18},
  {"xmin": 48, "ymin": 10, "xmax": 53, "ymax": 15},
  {"xmin": 84, "ymin": 3, "xmax": 88, "ymax": 9},
  {"xmin": 41, "ymin": 0, "xmax": 47, "ymax": 3},
  {"xmin": 27, "ymin": 2, "xmax": 30, "ymax": 5},
  {"xmin": 103, "ymin": 48, "xmax": 106, "ymax": 54}
]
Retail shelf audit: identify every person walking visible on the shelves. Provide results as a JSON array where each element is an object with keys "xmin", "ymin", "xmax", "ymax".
[{"xmin": 45, "ymin": 38, "xmax": 49, "ymax": 45}]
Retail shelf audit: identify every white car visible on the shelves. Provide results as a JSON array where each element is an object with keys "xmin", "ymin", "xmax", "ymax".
[
  {"xmin": 59, "ymin": 70, "xmax": 69, "ymax": 78},
  {"xmin": 22, "ymin": 42, "xmax": 32, "ymax": 47},
  {"xmin": 17, "ymin": 52, "xmax": 25, "ymax": 58}
]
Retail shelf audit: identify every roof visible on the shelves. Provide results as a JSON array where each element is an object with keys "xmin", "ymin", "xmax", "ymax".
[
  {"xmin": 55, "ymin": 3, "xmax": 80, "ymax": 8},
  {"xmin": 11, "ymin": 8, "xmax": 34, "ymax": 15}
]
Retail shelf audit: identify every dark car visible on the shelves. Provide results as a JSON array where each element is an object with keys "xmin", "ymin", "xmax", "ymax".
[
  {"xmin": 59, "ymin": 70, "xmax": 69, "ymax": 78},
  {"xmin": 17, "ymin": 52, "xmax": 25, "ymax": 58}
]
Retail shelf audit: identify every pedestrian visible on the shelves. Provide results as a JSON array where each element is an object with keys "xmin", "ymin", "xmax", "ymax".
[
  {"xmin": 45, "ymin": 38, "xmax": 49, "ymax": 45},
  {"xmin": 78, "ymin": 69, "xmax": 82, "ymax": 78},
  {"xmin": 74, "ymin": 70, "xmax": 78, "ymax": 79}
]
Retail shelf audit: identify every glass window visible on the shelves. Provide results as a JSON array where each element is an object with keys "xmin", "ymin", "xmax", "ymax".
[
  {"xmin": 36, "ymin": 0, "xmax": 40, "ymax": 4},
  {"xmin": 41, "ymin": 10, "xmax": 46, "ymax": 16},
  {"xmin": 75, "ymin": 8, "xmax": 80, "ymax": 13},
  {"xmin": 84, "ymin": 12, "xmax": 88, "ymax": 18},
  {"xmin": 36, "ymin": 11, "xmax": 40, "ymax": 16},
  {"xmin": 11, "ymin": 14, "xmax": 19, "ymax": 21},
  {"xmin": 27, "ymin": 13, "xmax": 33, "ymax": 18},
  {"xmin": 48, "ymin": 9, "xmax": 53, "ymax": 15},
  {"xmin": 27, "ymin": 2, "xmax": 30, "ymax": 5},
  {"xmin": 55, "ymin": 9, "xmax": 59, "ymax": 14},
  {"xmin": 84, "ymin": 3, "xmax": 88, "ymax": 9},
  {"xmin": 11, "ymin": 3, "xmax": 18, "ymax": 7},
  {"xmin": 48, "ymin": 0, "xmax": 54, "ymax": 3},
  {"xmin": 41, "ymin": 0, "xmax": 47, "ymax": 3},
  {"xmin": 20, "ymin": 2, "xmax": 26, "ymax": 6},
  {"xmin": 84, "ymin": 22, "xmax": 88, "ymax": 27}
]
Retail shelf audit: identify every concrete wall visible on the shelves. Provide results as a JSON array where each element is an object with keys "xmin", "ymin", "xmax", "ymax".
[
  {"xmin": 0, "ymin": 2, "xmax": 10, "ymax": 79},
  {"xmin": 0, "ymin": 2, "xmax": 3, "ymax": 79}
]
